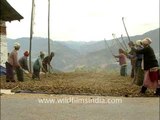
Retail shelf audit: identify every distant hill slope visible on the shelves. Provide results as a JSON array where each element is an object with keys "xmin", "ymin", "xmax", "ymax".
[
  {"xmin": 7, "ymin": 28, "xmax": 159, "ymax": 71},
  {"xmin": 61, "ymin": 28, "xmax": 159, "ymax": 53},
  {"xmin": 7, "ymin": 37, "xmax": 80, "ymax": 71}
]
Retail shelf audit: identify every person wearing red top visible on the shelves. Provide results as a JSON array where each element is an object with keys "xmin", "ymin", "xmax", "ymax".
[{"xmin": 114, "ymin": 49, "xmax": 127, "ymax": 76}]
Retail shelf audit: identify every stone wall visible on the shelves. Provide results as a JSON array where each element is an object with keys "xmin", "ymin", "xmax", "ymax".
[{"xmin": 0, "ymin": 21, "xmax": 8, "ymax": 67}]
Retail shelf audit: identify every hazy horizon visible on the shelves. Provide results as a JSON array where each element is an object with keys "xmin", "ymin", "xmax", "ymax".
[{"xmin": 7, "ymin": 27, "xmax": 159, "ymax": 42}]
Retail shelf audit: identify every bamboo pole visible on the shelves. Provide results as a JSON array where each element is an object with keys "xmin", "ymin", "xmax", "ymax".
[
  {"xmin": 111, "ymin": 33, "xmax": 120, "ymax": 50},
  {"xmin": 29, "ymin": 0, "xmax": 35, "ymax": 72},
  {"xmin": 48, "ymin": 0, "xmax": 51, "ymax": 73},
  {"xmin": 104, "ymin": 38, "xmax": 118, "ymax": 62},
  {"xmin": 122, "ymin": 17, "xmax": 131, "ymax": 42},
  {"xmin": 121, "ymin": 34, "xmax": 128, "ymax": 50},
  {"xmin": 48, "ymin": 0, "xmax": 50, "ymax": 56},
  {"xmin": 112, "ymin": 33, "xmax": 126, "ymax": 50}
]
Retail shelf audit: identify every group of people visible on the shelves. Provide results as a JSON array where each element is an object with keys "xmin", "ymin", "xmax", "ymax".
[
  {"xmin": 5, "ymin": 38, "xmax": 160, "ymax": 96},
  {"xmin": 114, "ymin": 37, "xmax": 160, "ymax": 96},
  {"xmin": 32, "ymin": 51, "xmax": 54, "ymax": 80},
  {"xmin": 5, "ymin": 42, "xmax": 54, "ymax": 82}
]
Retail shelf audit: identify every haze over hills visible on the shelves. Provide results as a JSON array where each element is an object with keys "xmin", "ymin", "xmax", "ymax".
[{"xmin": 7, "ymin": 28, "xmax": 159, "ymax": 72}]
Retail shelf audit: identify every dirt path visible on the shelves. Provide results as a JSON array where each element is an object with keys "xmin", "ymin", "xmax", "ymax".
[{"xmin": 1, "ymin": 93, "xmax": 160, "ymax": 120}]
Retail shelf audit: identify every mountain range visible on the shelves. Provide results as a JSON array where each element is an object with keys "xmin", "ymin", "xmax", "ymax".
[{"xmin": 7, "ymin": 28, "xmax": 160, "ymax": 72}]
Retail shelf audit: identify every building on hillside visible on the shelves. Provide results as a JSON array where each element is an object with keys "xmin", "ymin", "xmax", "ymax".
[{"xmin": 0, "ymin": 0, "xmax": 23, "ymax": 67}]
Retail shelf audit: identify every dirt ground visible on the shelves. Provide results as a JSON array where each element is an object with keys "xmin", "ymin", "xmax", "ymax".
[{"xmin": 0, "ymin": 72, "xmax": 158, "ymax": 97}]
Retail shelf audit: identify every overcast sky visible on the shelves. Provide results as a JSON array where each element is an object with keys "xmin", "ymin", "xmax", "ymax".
[{"xmin": 6, "ymin": 0, "xmax": 159, "ymax": 41}]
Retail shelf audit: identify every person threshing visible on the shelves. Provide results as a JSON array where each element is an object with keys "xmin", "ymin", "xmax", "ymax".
[
  {"xmin": 32, "ymin": 51, "xmax": 45, "ymax": 80},
  {"xmin": 114, "ymin": 49, "xmax": 127, "ymax": 76},
  {"xmin": 6, "ymin": 42, "xmax": 23, "ymax": 82},
  {"xmin": 19, "ymin": 51, "xmax": 30, "ymax": 71},
  {"xmin": 127, "ymin": 41, "xmax": 136, "ymax": 78},
  {"xmin": 133, "ymin": 40, "xmax": 144, "ymax": 86},
  {"xmin": 42, "ymin": 52, "xmax": 54, "ymax": 73},
  {"xmin": 133, "ymin": 38, "xmax": 160, "ymax": 96}
]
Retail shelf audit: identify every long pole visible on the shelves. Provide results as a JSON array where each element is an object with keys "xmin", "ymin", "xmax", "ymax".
[
  {"xmin": 122, "ymin": 17, "xmax": 131, "ymax": 42},
  {"xmin": 121, "ymin": 34, "xmax": 128, "ymax": 50},
  {"xmin": 48, "ymin": 0, "xmax": 51, "ymax": 56},
  {"xmin": 112, "ymin": 33, "xmax": 126, "ymax": 50},
  {"xmin": 29, "ymin": 0, "xmax": 35, "ymax": 72},
  {"xmin": 112, "ymin": 33, "xmax": 121, "ymax": 49},
  {"xmin": 159, "ymin": 36, "xmax": 160, "ymax": 67},
  {"xmin": 104, "ymin": 39, "xmax": 118, "ymax": 62}
]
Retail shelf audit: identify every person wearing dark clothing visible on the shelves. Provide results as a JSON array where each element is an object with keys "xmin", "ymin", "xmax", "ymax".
[
  {"xmin": 19, "ymin": 51, "xmax": 29, "ymax": 71},
  {"xmin": 136, "ymin": 46, "xmax": 158, "ymax": 71},
  {"xmin": 32, "ymin": 52, "xmax": 45, "ymax": 80},
  {"xmin": 133, "ymin": 38, "xmax": 160, "ymax": 95},
  {"xmin": 133, "ymin": 40, "xmax": 144, "ymax": 86},
  {"xmin": 5, "ymin": 62, "xmax": 14, "ymax": 82},
  {"xmin": 42, "ymin": 52, "xmax": 54, "ymax": 73},
  {"xmin": 127, "ymin": 41, "xmax": 136, "ymax": 78},
  {"xmin": 18, "ymin": 51, "xmax": 30, "ymax": 80}
]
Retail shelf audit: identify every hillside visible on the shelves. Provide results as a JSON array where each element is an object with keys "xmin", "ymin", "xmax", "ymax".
[
  {"xmin": 7, "ymin": 28, "xmax": 159, "ymax": 71},
  {"xmin": 7, "ymin": 38, "xmax": 80, "ymax": 71}
]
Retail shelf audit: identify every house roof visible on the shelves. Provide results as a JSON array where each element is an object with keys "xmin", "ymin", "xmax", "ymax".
[{"xmin": 0, "ymin": 0, "xmax": 24, "ymax": 22}]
